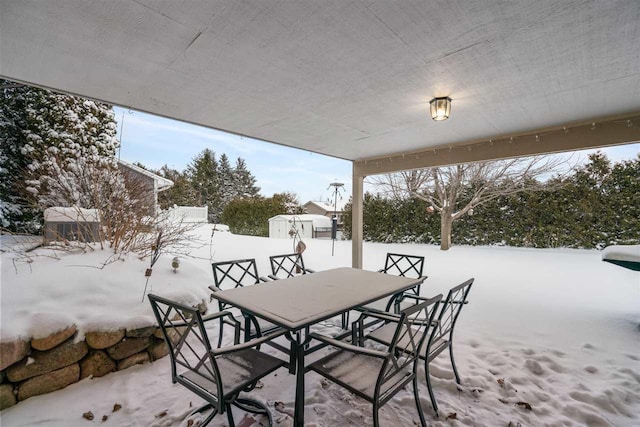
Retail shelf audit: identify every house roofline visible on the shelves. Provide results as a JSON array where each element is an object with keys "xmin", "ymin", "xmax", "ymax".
[{"xmin": 117, "ymin": 159, "xmax": 174, "ymax": 191}]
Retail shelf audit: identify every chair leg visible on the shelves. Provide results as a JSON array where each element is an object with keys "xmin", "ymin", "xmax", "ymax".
[
  {"xmin": 242, "ymin": 315, "xmax": 264, "ymax": 348},
  {"xmin": 218, "ymin": 320, "xmax": 224, "ymax": 348},
  {"xmin": 413, "ymin": 375, "xmax": 427, "ymax": 427},
  {"xmin": 372, "ymin": 402, "xmax": 380, "ymax": 427},
  {"xmin": 353, "ymin": 317, "xmax": 365, "ymax": 346},
  {"xmin": 234, "ymin": 397, "xmax": 273, "ymax": 427},
  {"xmin": 424, "ymin": 360, "xmax": 439, "ymax": 417},
  {"xmin": 225, "ymin": 402, "xmax": 236, "ymax": 427},
  {"xmin": 449, "ymin": 342, "xmax": 461, "ymax": 384},
  {"xmin": 341, "ymin": 311, "xmax": 349, "ymax": 330},
  {"xmin": 188, "ymin": 402, "xmax": 217, "ymax": 427}
]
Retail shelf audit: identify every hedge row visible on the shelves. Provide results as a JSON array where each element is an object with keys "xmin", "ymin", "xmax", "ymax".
[{"xmin": 342, "ymin": 153, "xmax": 640, "ymax": 249}]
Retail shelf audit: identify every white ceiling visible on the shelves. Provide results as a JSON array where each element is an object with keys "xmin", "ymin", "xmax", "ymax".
[{"xmin": 1, "ymin": 0, "xmax": 639, "ymax": 161}]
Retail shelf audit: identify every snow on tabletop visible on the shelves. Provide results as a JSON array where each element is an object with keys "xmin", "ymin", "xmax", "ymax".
[
  {"xmin": 602, "ymin": 244, "xmax": 640, "ymax": 263},
  {"xmin": 1, "ymin": 225, "xmax": 639, "ymax": 426}
]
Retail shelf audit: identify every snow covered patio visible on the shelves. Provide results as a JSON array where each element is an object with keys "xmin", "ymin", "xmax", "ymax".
[
  {"xmin": 1, "ymin": 225, "xmax": 638, "ymax": 426},
  {"xmin": 1, "ymin": 1, "xmax": 639, "ymax": 425}
]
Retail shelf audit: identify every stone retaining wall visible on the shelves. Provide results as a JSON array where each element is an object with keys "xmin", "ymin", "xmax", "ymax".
[{"xmin": 0, "ymin": 324, "xmax": 171, "ymax": 410}]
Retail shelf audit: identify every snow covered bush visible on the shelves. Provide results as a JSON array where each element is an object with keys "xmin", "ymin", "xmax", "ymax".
[
  {"xmin": 1, "ymin": 80, "xmax": 199, "ymax": 256},
  {"xmin": 1, "ymin": 79, "xmax": 118, "ymax": 232}
]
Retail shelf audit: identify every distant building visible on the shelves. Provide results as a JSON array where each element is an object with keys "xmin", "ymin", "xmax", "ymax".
[
  {"xmin": 303, "ymin": 200, "xmax": 345, "ymax": 224},
  {"xmin": 268, "ymin": 214, "xmax": 332, "ymax": 239},
  {"xmin": 117, "ymin": 160, "xmax": 174, "ymax": 216}
]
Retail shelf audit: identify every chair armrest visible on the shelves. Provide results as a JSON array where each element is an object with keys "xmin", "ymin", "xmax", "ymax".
[
  {"xmin": 309, "ymin": 333, "xmax": 388, "ymax": 359},
  {"xmin": 212, "ymin": 329, "xmax": 287, "ymax": 356},
  {"xmin": 352, "ymin": 305, "xmax": 390, "ymax": 315},
  {"xmin": 355, "ymin": 309, "xmax": 400, "ymax": 323},
  {"xmin": 398, "ymin": 294, "xmax": 428, "ymax": 304},
  {"xmin": 165, "ymin": 310, "xmax": 237, "ymax": 328}
]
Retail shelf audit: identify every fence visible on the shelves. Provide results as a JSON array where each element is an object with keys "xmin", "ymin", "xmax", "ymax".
[{"xmin": 167, "ymin": 206, "xmax": 208, "ymax": 223}]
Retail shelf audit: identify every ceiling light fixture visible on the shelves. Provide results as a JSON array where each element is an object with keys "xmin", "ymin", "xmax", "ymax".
[{"xmin": 429, "ymin": 97, "xmax": 452, "ymax": 121}]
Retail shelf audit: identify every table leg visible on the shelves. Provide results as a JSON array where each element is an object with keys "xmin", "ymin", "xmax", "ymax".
[
  {"xmin": 294, "ymin": 330, "xmax": 305, "ymax": 427},
  {"xmin": 285, "ymin": 331, "xmax": 296, "ymax": 374},
  {"xmin": 285, "ymin": 330, "xmax": 311, "ymax": 427}
]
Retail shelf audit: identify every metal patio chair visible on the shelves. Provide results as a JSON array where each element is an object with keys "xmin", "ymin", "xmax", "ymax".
[
  {"xmin": 345, "ymin": 253, "xmax": 427, "ymax": 330},
  {"xmin": 379, "ymin": 253, "xmax": 426, "ymax": 311},
  {"xmin": 268, "ymin": 252, "xmax": 315, "ymax": 280},
  {"xmin": 354, "ymin": 278, "xmax": 474, "ymax": 417},
  {"xmin": 148, "ymin": 294, "xmax": 286, "ymax": 427},
  {"xmin": 210, "ymin": 259, "xmax": 282, "ymax": 347},
  {"xmin": 308, "ymin": 295, "xmax": 442, "ymax": 427}
]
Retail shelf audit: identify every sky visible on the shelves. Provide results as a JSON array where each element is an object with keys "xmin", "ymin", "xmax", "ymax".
[
  {"xmin": 114, "ymin": 106, "xmax": 640, "ymax": 205},
  {"xmin": 114, "ymin": 107, "xmax": 352, "ymax": 206}
]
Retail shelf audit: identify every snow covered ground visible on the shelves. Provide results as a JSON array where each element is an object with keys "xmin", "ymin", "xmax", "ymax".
[{"xmin": 1, "ymin": 225, "xmax": 639, "ymax": 426}]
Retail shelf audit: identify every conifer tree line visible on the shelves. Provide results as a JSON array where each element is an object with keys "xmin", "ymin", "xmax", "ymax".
[
  {"xmin": 343, "ymin": 152, "xmax": 640, "ymax": 249},
  {"xmin": 156, "ymin": 151, "xmax": 305, "ymax": 236},
  {"xmin": 156, "ymin": 149, "xmax": 261, "ymax": 223}
]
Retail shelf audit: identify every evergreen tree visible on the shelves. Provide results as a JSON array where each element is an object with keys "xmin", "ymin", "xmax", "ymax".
[
  {"xmin": 218, "ymin": 153, "xmax": 235, "ymax": 206},
  {"xmin": 187, "ymin": 149, "xmax": 220, "ymax": 222},
  {"xmin": 156, "ymin": 165, "xmax": 195, "ymax": 208},
  {"xmin": 0, "ymin": 79, "xmax": 119, "ymax": 231},
  {"xmin": 158, "ymin": 151, "xmax": 260, "ymax": 221},
  {"xmin": 233, "ymin": 158, "xmax": 260, "ymax": 199},
  {"xmin": 0, "ymin": 81, "xmax": 38, "ymax": 231},
  {"xmin": 606, "ymin": 154, "xmax": 640, "ymax": 244}
]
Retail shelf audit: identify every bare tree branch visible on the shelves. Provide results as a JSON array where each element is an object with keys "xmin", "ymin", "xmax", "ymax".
[{"xmin": 368, "ymin": 155, "xmax": 575, "ymax": 250}]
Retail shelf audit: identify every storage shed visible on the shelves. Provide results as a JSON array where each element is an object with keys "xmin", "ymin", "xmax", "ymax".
[
  {"xmin": 268, "ymin": 215, "xmax": 331, "ymax": 239},
  {"xmin": 43, "ymin": 207, "xmax": 100, "ymax": 243}
]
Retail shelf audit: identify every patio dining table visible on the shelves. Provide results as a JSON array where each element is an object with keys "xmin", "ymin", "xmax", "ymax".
[{"xmin": 210, "ymin": 267, "xmax": 425, "ymax": 426}]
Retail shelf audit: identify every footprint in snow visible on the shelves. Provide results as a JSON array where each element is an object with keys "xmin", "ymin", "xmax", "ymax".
[{"xmin": 524, "ymin": 359, "xmax": 545, "ymax": 375}]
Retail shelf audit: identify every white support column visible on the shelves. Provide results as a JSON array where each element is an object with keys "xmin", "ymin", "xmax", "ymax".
[{"xmin": 351, "ymin": 163, "xmax": 364, "ymax": 269}]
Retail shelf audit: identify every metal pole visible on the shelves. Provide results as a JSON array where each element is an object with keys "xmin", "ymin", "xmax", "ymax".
[
  {"xmin": 328, "ymin": 182, "xmax": 344, "ymax": 256},
  {"xmin": 332, "ymin": 188, "xmax": 337, "ymax": 256},
  {"xmin": 117, "ymin": 109, "xmax": 133, "ymax": 160}
]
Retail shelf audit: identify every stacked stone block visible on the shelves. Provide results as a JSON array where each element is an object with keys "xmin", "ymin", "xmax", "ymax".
[{"xmin": 0, "ymin": 324, "xmax": 171, "ymax": 410}]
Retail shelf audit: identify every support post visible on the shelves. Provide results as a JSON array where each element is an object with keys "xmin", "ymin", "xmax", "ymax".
[{"xmin": 351, "ymin": 163, "xmax": 364, "ymax": 269}]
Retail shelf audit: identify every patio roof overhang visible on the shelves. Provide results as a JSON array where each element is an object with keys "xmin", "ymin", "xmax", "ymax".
[{"xmin": 1, "ymin": 1, "xmax": 639, "ymax": 267}]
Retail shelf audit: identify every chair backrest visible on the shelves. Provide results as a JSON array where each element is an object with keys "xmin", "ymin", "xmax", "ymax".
[
  {"xmin": 269, "ymin": 253, "xmax": 307, "ymax": 279},
  {"xmin": 382, "ymin": 253, "xmax": 425, "ymax": 279},
  {"xmin": 148, "ymin": 294, "xmax": 226, "ymax": 412},
  {"xmin": 431, "ymin": 278, "xmax": 474, "ymax": 344},
  {"xmin": 212, "ymin": 258, "xmax": 262, "ymax": 289},
  {"xmin": 377, "ymin": 294, "xmax": 442, "ymax": 400}
]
